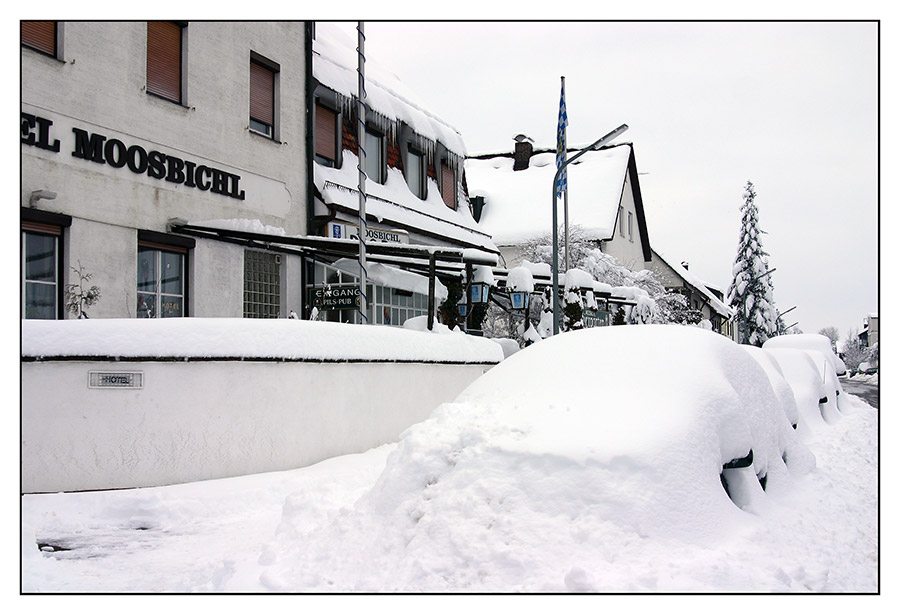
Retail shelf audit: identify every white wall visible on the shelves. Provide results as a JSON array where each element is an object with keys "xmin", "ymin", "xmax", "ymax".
[{"xmin": 22, "ymin": 359, "xmax": 492, "ymax": 493}]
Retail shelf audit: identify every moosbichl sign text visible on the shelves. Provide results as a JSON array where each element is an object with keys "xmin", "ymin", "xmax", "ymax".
[{"xmin": 22, "ymin": 112, "xmax": 246, "ymax": 201}]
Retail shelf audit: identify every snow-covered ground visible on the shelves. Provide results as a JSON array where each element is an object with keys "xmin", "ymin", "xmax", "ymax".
[{"xmin": 21, "ymin": 327, "xmax": 879, "ymax": 594}]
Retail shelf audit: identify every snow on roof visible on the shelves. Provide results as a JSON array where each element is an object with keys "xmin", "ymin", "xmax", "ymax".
[
  {"xmin": 314, "ymin": 152, "xmax": 498, "ymax": 253},
  {"xmin": 652, "ymin": 248, "xmax": 733, "ymax": 318},
  {"xmin": 313, "ymin": 23, "xmax": 465, "ymax": 156},
  {"xmin": 311, "ymin": 24, "xmax": 498, "ymax": 254},
  {"xmin": 465, "ymin": 144, "xmax": 632, "ymax": 246}
]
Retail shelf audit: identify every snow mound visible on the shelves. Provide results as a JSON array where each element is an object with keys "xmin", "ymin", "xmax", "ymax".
[{"xmin": 263, "ymin": 325, "xmax": 812, "ymax": 592}]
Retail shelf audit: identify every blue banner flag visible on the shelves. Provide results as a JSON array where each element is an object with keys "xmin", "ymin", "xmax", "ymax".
[{"xmin": 556, "ymin": 79, "xmax": 568, "ymax": 198}]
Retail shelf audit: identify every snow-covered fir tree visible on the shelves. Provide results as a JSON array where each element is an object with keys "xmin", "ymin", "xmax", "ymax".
[{"xmin": 727, "ymin": 181, "xmax": 778, "ymax": 346}]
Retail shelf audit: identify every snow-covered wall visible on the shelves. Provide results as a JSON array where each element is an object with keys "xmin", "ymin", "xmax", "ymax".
[{"xmin": 21, "ymin": 319, "xmax": 502, "ymax": 493}]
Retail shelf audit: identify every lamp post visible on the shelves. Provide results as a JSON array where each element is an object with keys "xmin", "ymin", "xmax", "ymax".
[{"xmin": 551, "ymin": 123, "xmax": 629, "ymax": 335}]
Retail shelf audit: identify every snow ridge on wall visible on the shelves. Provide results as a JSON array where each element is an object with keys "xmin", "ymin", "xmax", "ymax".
[{"xmin": 22, "ymin": 319, "xmax": 504, "ymax": 365}]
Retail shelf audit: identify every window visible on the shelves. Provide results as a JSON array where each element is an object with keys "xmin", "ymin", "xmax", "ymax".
[
  {"xmin": 628, "ymin": 211, "xmax": 634, "ymax": 241},
  {"xmin": 440, "ymin": 161, "xmax": 456, "ymax": 209},
  {"xmin": 244, "ymin": 250, "xmax": 281, "ymax": 318},
  {"xmin": 406, "ymin": 148, "xmax": 425, "ymax": 198},
  {"xmin": 22, "ymin": 230, "xmax": 59, "ymax": 319},
  {"xmin": 137, "ymin": 244, "xmax": 186, "ymax": 318},
  {"xmin": 22, "ymin": 21, "xmax": 57, "ymax": 57},
  {"xmin": 249, "ymin": 54, "xmax": 278, "ymax": 138},
  {"xmin": 146, "ymin": 21, "xmax": 183, "ymax": 104},
  {"xmin": 315, "ymin": 102, "xmax": 338, "ymax": 166},
  {"xmin": 363, "ymin": 129, "xmax": 384, "ymax": 184},
  {"xmin": 618, "ymin": 206, "xmax": 625, "ymax": 237}
]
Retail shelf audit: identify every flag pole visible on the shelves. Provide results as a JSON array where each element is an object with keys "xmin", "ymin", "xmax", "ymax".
[
  {"xmin": 560, "ymin": 77, "xmax": 570, "ymax": 272},
  {"xmin": 552, "ymin": 123, "xmax": 628, "ymax": 335}
]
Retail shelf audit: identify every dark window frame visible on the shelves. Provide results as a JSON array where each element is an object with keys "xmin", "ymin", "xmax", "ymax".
[
  {"xmin": 363, "ymin": 126, "xmax": 385, "ymax": 185},
  {"xmin": 136, "ymin": 230, "xmax": 193, "ymax": 318},
  {"xmin": 21, "ymin": 209, "xmax": 71, "ymax": 320},
  {"xmin": 405, "ymin": 146, "xmax": 426, "ymax": 199}
]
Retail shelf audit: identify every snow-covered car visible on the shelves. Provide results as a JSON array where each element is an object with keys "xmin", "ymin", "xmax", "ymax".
[
  {"xmin": 858, "ymin": 361, "xmax": 877, "ymax": 375},
  {"xmin": 741, "ymin": 345, "xmax": 800, "ymax": 430},
  {"xmin": 763, "ymin": 334, "xmax": 845, "ymax": 412},
  {"xmin": 266, "ymin": 325, "xmax": 815, "ymax": 591},
  {"xmin": 762, "ymin": 347, "xmax": 841, "ymax": 425},
  {"xmin": 763, "ymin": 334, "xmax": 846, "ymax": 378}
]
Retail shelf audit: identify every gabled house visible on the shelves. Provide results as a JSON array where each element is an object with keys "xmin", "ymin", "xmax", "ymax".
[
  {"xmin": 465, "ymin": 138, "xmax": 652, "ymax": 271},
  {"xmin": 646, "ymin": 249, "xmax": 736, "ymax": 339}
]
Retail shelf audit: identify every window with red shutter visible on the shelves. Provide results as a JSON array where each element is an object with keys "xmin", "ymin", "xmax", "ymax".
[
  {"xmin": 146, "ymin": 21, "xmax": 183, "ymax": 103},
  {"xmin": 249, "ymin": 59, "xmax": 276, "ymax": 137},
  {"xmin": 22, "ymin": 21, "xmax": 56, "ymax": 57},
  {"xmin": 441, "ymin": 163, "xmax": 456, "ymax": 209},
  {"xmin": 315, "ymin": 103, "xmax": 337, "ymax": 165}
]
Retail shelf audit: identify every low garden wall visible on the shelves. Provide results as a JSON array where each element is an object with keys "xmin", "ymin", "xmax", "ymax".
[{"xmin": 21, "ymin": 319, "xmax": 502, "ymax": 493}]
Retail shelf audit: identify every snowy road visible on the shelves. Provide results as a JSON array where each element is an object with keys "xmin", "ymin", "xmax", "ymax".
[
  {"xmin": 21, "ymin": 391, "xmax": 879, "ymax": 593},
  {"xmin": 841, "ymin": 379, "xmax": 879, "ymax": 409}
]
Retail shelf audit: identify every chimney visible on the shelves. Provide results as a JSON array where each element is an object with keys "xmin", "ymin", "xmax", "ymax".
[{"xmin": 513, "ymin": 134, "xmax": 533, "ymax": 171}]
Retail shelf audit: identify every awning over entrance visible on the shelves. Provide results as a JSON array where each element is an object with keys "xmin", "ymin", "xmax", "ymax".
[{"xmin": 169, "ymin": 221, "xmax": 499, "ymax": 330}]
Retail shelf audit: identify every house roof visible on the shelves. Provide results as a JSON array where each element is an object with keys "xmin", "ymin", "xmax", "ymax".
[
  {"xmin": 311, "ymin": 23, "xmax": 496, "ymax": 255},
  {"xmin": 651, "ymin": 248, "xmax": 732, "ymax": 318},
  {"xmin": 465, "ymin": 143, "xmax": 633, "ymax": 247},
  {"xmin": 312, "ymin": 23, "xmax": 466, "ymax": 156}
]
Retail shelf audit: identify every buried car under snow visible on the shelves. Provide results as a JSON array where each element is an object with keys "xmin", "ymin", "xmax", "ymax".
[
  {"xmin": 265, "ymin": 325, "xmax": 816, "ymax": 592},
  {"xmin": 762, "ymin": 334, "xmax": 846, "ymax": 422}
]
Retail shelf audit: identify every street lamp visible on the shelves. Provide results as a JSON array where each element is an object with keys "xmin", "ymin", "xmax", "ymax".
[
  {"xmin": 470, "ymin": 281, "xmax": 490, "ymax": 305},
  {"xmin": 509, "ymin": 290, "xmax": 531, "ymax": 311},
  {"xmin": 551, "ymin": 123, "xmax": 629, "ymax": 335}
]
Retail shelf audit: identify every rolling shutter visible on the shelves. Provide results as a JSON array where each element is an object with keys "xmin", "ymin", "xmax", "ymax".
[
  {"xmin": 250, "ymin": 61, "xmax": 275, "ymax": 127},
  {"xmin": 146, "ymin": 21, "xmax": 182, "ymax": 103},
  {"xmin": 441, "ymin": 163, "xmax": 455, "ymax": 209},
  {"xmin": 22, "ymin": 21, "xmax": 56, "ymax": 56},
  {"xmin": 315, "ymin": 104, "xmax": 336, "ymax": 161}
]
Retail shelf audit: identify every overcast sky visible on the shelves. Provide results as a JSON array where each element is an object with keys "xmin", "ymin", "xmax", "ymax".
[{"xmin": 331, "ymin": 20, "xmax": 879, "ymax": 341}]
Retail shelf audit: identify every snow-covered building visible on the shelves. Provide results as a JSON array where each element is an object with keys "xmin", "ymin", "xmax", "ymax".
[
  {"xmin": 302, "ymin": 23, "xmax": 498, "ymax": 326},
  {"xmin": 465, "ymin": 139, "xmax": 652, "ymax": 272},
  {"xmin": 21, "ymin": 21, "xmax": 497, "ymax": 328},
  {"xmin": 646, "ymin": 249, "xmax": 736, "ymax": 339},
  {"xmin": 22, "ymin": 21, "xmax": 310, "ymax": 320}
]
